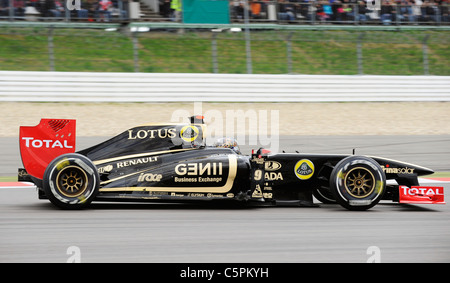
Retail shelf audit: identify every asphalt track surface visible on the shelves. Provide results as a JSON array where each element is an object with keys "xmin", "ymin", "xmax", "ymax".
[{"xmin": 1, "ymin": 136, "xmax": 450, "ymax": 263}]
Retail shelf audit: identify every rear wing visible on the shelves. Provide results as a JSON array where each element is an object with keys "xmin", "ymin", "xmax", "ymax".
[{"xmin": 19, "ymin": 119, "xmax": 76, "ymax": 180}]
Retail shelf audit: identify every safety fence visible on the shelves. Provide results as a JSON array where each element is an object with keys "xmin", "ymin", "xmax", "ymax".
[
  {"xmin": 0, "ymin": 25, "xmax": 448, "ymax": 75},
  {"xmin": 1, "ymin": 71, "xmax": 449, "ymax": 102}
]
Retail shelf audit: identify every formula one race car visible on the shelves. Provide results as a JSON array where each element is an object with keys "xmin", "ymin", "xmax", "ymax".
[{"xmin": 18, "ymin": 116, "xmax": 445, "ymax": 210}]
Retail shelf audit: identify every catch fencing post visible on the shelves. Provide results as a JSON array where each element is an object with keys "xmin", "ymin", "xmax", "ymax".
[
  {"xmin": 357, "ymin": 32, "xmax": 365, "ymax": 75},
  {"xmin": 132, "ymin": 31, "xmax": 140, "ymax": 72},
  {"xmin": 422, "ymin": 35, "xmax": 430, "ymax": 75},
  {"xmin": 211, "ymin": 33, "xmax": 219, "ymax": 73},
  {"xmin": 47, "ymin": 27, "xmax": 55, "ymax": 71},
  {"xmin": 8, "ymin": 0, "xmax": 13, "ymax": 21},
  {"xmin": 286, "ymin": 32, "xmax": 293, "ymax": 74},
  {"xmin": 244, "ymin": 0, "xmax": 253, "ymax": 74}
]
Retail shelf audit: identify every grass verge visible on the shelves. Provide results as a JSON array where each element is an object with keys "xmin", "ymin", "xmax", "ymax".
[{"xmin": 0, "ymin": 28, "xmax": 448, "ymax": 75}]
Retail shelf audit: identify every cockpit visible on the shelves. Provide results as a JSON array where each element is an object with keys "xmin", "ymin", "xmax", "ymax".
[{"xmin": 213, "ymin": 137, "xmax": 241, "ymax": 154}]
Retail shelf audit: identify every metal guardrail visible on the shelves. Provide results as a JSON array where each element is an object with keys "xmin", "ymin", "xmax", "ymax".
[
  {"xmin": 0, "ymin": 71, "xmax": 449, "ymax": 102},
  {"xmin": 1, "ymin": 20, "xmax": 450, "ymax": 30}
]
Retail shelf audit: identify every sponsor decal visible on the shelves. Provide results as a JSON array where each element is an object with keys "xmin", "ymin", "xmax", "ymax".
[
  {"xmin": 175, "ymin": 162, "xmax": 223, "ymax": 176},
  {"xmin": 99, "ymin": 155, "xmax": 237, "ymax": 193},
  {"xmin": 401, "ymin": 186, "xmax": 443, "ymax": 196},
  {"xmin": 252, "ymin": 184, "xmax": 263, "ymax": 198},
  {"xmin": 97, "ymin": 157, "xmax": 159, "ymax": 173},
  {"xmin": 188, "ymin": 193, "xmax": 204, "ymax": 197},
  {"xmin": 117, "ymin": 157, "xmax": 158, "ymax": 168},
  {"xmin": 399, "ymin": 185, "xmax": 445, "ymax": 204},
  {"xmin": 127, "ymin": 128, "xmax": 177, "ymax": 140},
  {"xmin": 263, "ymin": 192, "xmax": 273, "ymax": 199},
  {"xmin": 381, "ymin": 165, "xmax": 414, "ymax": 174},
  {"xmin": 294, "ymin": 159, "xmax": 315, "ymax": 180},
  {"xmin": 21, "ymin": 137, "xmax": 73, "ymax": 149},
  {"xmin": 138, "ymin": 173, "xmax": 162, "ymax": 182},
  {"xmin": 180, "ymin": 125, "xmax": 199, "ymax": 142},
  {"xmin": 98, "ymin": 165, "xmax": 113, "ymax": 174},
  {"xmin": 264, "ymin": 172, "xmax": 283, "ymax": 181},
  {"xmin": 174, "ymin": 177, "xmax": 197, "ymax": 182},
  {"xmin": 207, "ymin": 193, "xmax": 224, "ymax": 198},
  {"xmin": 174, "ymin": 162, "xmax": 224, "ymax": 183},
  {"xmin": 174, "ymin": 176, "xmax": 222, "ymax": 183},
  {"xmin": 251, "ymin": 156, "xmax": 265, "ymax": 165},
  {"xmin": 265, "ymin": 161, "xmax": 282, "ymax": 171},
  {"xmin": 254, "ymin": 168, "xmax": 283, "ymax": 181}
]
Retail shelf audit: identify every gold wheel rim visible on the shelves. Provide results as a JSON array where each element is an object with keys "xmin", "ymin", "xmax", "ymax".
[
  {"xmin": 56, "ymin": 166, "xmax": 88, "ymax": 198},
  {"xmin": 344, "ymin": 167, "xmax": 375, "ymax": 198}
]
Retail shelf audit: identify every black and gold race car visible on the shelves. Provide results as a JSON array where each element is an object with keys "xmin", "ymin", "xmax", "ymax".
[{"xmin": 19, "ymin": 116, "xmax": 444, "ymax": 210}]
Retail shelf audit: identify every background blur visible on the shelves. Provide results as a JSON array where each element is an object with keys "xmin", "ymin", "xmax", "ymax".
[{"xmin": 0, "ymin": 0, "xmax": 449, "ymax": 75}]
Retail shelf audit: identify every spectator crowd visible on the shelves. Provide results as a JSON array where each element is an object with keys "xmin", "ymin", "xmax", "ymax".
[
  {"xmin": 1, "ymin": 0, "xmax": 449, "ymax": 24},
  {"xmin": 0, "ymin": 0, "xmax": 128, "ymax": 21},
  {"xmin": 231, "ymin": 0, "xmax": 449, "ymax": 24}
]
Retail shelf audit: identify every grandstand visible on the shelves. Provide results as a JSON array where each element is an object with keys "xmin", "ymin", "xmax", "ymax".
[{"xmin": 0, "ymin": 0, "xmax": 449, "ymax": 25}]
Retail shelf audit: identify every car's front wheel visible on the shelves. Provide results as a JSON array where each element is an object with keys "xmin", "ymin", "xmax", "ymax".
[{"xmin": 329, "ymin": 156, "xmax": 386, "ymax": 211}]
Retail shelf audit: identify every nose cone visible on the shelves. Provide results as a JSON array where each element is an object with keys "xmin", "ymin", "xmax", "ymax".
[
  {"xmin": 414, "ymin": 166, "xmax": 434, "ymax": 176},
  {"xmin": 370, "ymin": 156, "xmax": 435, "ymax": 177}
]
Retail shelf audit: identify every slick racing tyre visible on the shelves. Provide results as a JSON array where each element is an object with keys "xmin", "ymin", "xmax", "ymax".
[
  {"xmin": 329, "ymin": 156, "xmax": 386, "ymax": 211},
  {"xmin": 43, "ymin": 153, "xmax": 99, "ymax": 209}
]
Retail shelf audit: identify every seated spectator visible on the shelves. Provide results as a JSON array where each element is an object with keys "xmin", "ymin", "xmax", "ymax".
[
  {"xmin": 424, "ymin": 0, "xmax": 440, "ymax": 22},
  {"xmin": 412, "ymin": 0, "xmax": 423, "ymax": 22},
  {"xmin": 97, "ymin": 0, "xmax": 112, "ymax": 21},
  {"xmin": 278, "ymin": 0, "xmax": 296, "ymax": 21},
  {"xmin": 0, "ymin": 0, "xmax": 9, "ymax": 16},
  {"xmin": 50, "ymin": 0, "xmax": 64, "ymax": 17},
  {"xmin": 159, "ymin": 0, "xmax": 171, "ymax": 18},
  {"xmin": 250, "ymin": 0, "xmax": 262, "ymax": 19},
  {"xmin": 12, "ymin": 0, "xmax": 26, "ymax": 17},
  {"xmin": 332, "ymin": 0, "xmax": 342, "ymax": 21},
  {"xmin": 380, "ymin": 0, "xmax": 395, "ymax": 24},
  {"xmin": 354, "ymin": 1, "xmax": 369, "ymax": 23},
  {"xmin": 442, "ymin": 0, "xmax": 449, "ymax": 22},
  {"xmin": 231, "ymin": 1, "xmax": 245, "ymax": 20},
  {"xmin": 398, "ymin": 0, "xmax": 414, "ymax": 23},
  {"xmin": 28, "ymin": 0, "xmax": 39, "ymax": 7},
  {"xmin": 293, "ymin": 0, "xmax": 309, "ymax": 20},
  {"xmin": 74, "ymin": 0, "xmax": 89, "ymax": 18},
  {"xmin": 322, "ymin": 1, "xmax": 334, "ymax": 20},
  {"xmin": 85, "ymin": 0, "xmax": 98, "ymax": 20},
  {"xmin": 341, "ymin": 3, "xmax": 353, "ymax": 21},
  {"xmin": 109, "ymin": 0, "xmax": 126, "ymax": 19},
  {"xmin": 316, "ymin": 3, "xmax": 329, "ymax": 22}
]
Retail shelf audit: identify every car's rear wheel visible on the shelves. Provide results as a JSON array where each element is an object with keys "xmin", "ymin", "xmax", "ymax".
[
  {"xmin": 43, "ymin": 153, "xmax": 99, "ymax": 209},
  {"xmin": 329, "ymin": 156, "xmax": 386, "ymax": 211}
]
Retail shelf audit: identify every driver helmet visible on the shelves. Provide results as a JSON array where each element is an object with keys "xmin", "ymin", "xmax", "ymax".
[{"xmin": 213, "ymin": 137, "xmax": 241, "ymax": 154}]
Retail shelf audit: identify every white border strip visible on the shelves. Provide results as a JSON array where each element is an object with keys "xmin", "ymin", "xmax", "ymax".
[{"xmin": 0, "ymin": 182, "xmax": 37, "ymax": 189}]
